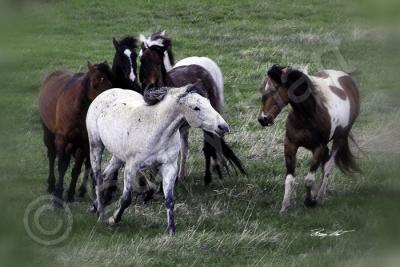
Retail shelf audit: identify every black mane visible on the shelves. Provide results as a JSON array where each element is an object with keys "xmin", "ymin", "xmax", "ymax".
[
  {"xmin": 143, "ymin": 87, "xmax": 170, "ymax": 105},
  {"xmin": 119, "ymin": 36, "xmax": 137, "ymax": 49}
]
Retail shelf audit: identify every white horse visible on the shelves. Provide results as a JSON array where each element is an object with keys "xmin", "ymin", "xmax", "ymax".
[{"xmin": 86, "ymin": 83, "xmax": 230, "ymax": 234}]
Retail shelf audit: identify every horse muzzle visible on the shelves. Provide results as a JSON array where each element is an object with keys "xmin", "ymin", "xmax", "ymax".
[
  {"xmin": 258, "ymin": 115, "xmax": 274, "ymax": 127},
  {"xmin": 216, "ymin": 123, "xmax": 230, "ymax": 136}
]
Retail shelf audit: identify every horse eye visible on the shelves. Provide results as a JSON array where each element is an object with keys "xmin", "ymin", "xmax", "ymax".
[{"xmin": 194, "ymin": 107, "xmax": 200, "ymax": 111}]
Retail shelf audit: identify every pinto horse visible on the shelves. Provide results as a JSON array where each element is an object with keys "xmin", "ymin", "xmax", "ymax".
[
  {"xmin": 38, "ymin": 62, "xmax": 113, "ymax": 203},
  {"xmin": 257, "ymin": 65, "xmax": 360, "ymax": 212},
  {"xmin": 87, "ymin": 84, "xmax": 230, "ymax": 234},
  {"xmin": 139, "ymin": 31, "xmax": 245, "ymax": 185},
  {"xmin": 111, "ymin": 36, "xmax": 142, "ymax": 93}
]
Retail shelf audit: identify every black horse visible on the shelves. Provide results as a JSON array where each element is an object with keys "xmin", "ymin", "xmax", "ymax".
[{"xmin": 111, "ymin": 36, "xmax": 142, "ymax": 93}]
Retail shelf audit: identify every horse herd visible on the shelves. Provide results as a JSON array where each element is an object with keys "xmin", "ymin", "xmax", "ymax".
[{"xmin": 38, "ymin": 31, "xmax": 361, "ymax": 234}]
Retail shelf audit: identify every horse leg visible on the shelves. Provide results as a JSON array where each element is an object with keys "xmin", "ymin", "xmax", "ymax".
[
  {"xmin": 54, "ymin": 136, "xmax": 71, "ymax": 206},
  {"xmin": 90, "ymin": 141, "xmax": 105, "ymax": 221},
  {"xmin": 108, "ymin": 161, "xmax": 137, "ymax": 225},
  {"xmin": 78, "ymin": 158, "xmax": 91, "ymax": 198},
  {"xmin": 43, "ymin": 126, "xmax": 56, "ymax": 194},
  {"xmin": 280, "ymin": 138, "xmax": 298, "ymax": 213},
  {"xmin": 203, "ymin": 140, "xmax": 213, "ymax": 186},
  {"xmin": 160, "ymin": 162, "xmax": 178, "ymax": 235},
  {"xmin": 317, "ymin": 147, "xmax": 338, "ymax": 204},
  {"xmin": 66, "ymin": 148, "xmax": 84, "ymax": 202},
  {"xmin": 102, "ymin": 156, "xmax": 123, "ymax": 206},
  {"xmin": 178, "ymin": 126, "xmax": 190, "ymax": 180},
  {"xmin": 304, "ymin": 146, "xmax": 328, "ymax": 207}
]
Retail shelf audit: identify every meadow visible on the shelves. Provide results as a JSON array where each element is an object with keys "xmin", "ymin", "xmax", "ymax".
[{"xmin": 0, "ymin": 0, "xmax": 400, "ymax": 266}]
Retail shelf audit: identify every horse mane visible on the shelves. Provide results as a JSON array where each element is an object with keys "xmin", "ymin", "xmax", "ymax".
[
  {"xmin": 143, "ymin": 87, "xmax": 170, "ymax": 105},
  {"xmin": 119, "ymin": 36, "xmax": 138, "ymax": 49},
  {"xmin": 144, "ymin": 83, "xmax": 208, "ymax": 106},
  {"xmin": 283, "ymin": 67, "xmax": 326, "ymax": 109},
  {"xmin": 178, "ymin": 82, "xmax": 208, "ymax": 99}
]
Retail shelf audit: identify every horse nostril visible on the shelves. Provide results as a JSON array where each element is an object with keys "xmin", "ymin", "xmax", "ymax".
[
  {"xmin": 218, "ymin": 124, "xmax": 230, "ymax": 133},
  {"xmin": 258, "ymin": 117, "xmax": 267, "ymax": 126}
]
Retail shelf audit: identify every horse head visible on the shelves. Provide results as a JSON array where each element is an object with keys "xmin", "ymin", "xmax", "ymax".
[
  {"xmin": 86, "ymin": 61, "xmax": 113, "ymax": 101},
  {"xmin": 112, "ymin": 36, "xmax": 139, "ymax": 89},
  {"xmin": 178, "ymin": 82, "xmax": 229, "ymax": 137},
  {"xmin": 139, "ymin": 30, "xmax": 174, "ymax": 90}
]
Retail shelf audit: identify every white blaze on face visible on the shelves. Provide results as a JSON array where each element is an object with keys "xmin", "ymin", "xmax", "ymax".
[
  {"xmin": 163, "ymin": 51, "xmax": 173, "ymax": 71},
  {"xmin": 123, "ymin": 49, "xmax": 136, "ymax": 82},
  {"xmin": 139, "ymin": 34, "xmax": 170, "ymax": 70}
]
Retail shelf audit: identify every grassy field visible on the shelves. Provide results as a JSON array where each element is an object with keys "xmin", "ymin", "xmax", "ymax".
[{"xmin": 1, "ymin": 0, "xmax": 400, "ymax": 266}]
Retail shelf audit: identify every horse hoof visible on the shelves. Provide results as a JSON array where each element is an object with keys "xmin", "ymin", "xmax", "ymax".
[
  {"xmin": 167, "ymin": 227, "xmax": 176, "ymax": 236},
  {"xmin": 65, "ymin": 194, "xmax": 75, "ymax": 203},
  {"xmin": 87, "ymin": 204, "xmax": 97, "ymax": 213},
  {"xmin": 316, "ymin": 196, "xmax": 325, "ymax": 205},
  {"xmin": 143, "ymin": 188, "xmax": 155, "ymax": 203},
  {"xmin": 304, "ymin": 198, "xmax": 317, "ymax": 208},
  {"xmin": 47, "ymin": 186, "xmax": 55, "ymax": 194},
  {"xmin": 107, "ymin": 216, "xmax": 116, "ymax": 226},
  {"xmin": 51, "ymin": 198, "xmax": 64, "ymax": 209},
  {"xmin": 78, "ymin": 186, "xmax": 87, "ymax": 198}
]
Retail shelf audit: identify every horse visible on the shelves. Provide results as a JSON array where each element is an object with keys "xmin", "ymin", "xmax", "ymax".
[
  {"xmin": 111, "ymin": 36, "xmax": 142, "ymax": 93},
  {"xmin": 139, "ymin": 31, "xmax": 245, "ymax": 185},
  {"xmin": 86, "ymin": 83, "xmax": 230, "ymax": 234},
  {"xmin": 257, "ymin": 65, "xmax": 361, "ymax": 212},
  {"xmin": 38, "ymin": 62, "xmax": 113, "ymax": 204}
]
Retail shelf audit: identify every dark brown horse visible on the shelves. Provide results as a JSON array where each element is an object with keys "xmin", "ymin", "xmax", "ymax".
[
  {"xmin": 38, "ymin": 62, "xmax": 113, "ymax": 204},
  {"xmin": 258, "ymin": 65, "xmax": 360, "ymax": 212},
  {"xmin": 139, "ymin": 31, "xmax": 245, "ymax": 185}
]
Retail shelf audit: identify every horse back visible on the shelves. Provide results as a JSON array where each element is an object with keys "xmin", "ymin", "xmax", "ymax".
[
  {"xmin": 167, "ymin": 65, "xmax": 223, "ymax": 113},
  {"xmin": 38, "ymin": 70, "xmax": 85, "ymax": 134},
  {"xmin": 312, "ymin": 70, "xmax": 360, "ymax": 138}
]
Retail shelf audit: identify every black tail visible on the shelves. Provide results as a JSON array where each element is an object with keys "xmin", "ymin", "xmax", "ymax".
[
  {"xmin": 204, "ymin": 132, "xmax": 246, "ymax": 179},
  {"xmin": 335, "ymin": 133, "xmax": 361, "ymax": 175}
]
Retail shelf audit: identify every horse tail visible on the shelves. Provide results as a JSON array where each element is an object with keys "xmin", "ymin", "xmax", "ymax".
[
  {"xmin": 334, "ymin": 132, "xmax": 361, "ymax": 175},
  {"xmin": 219, "ymin": 137, "xmax": 246, "ymax": 175},
  {"xmin": 204, "ymin": 133, "xmax": 246, "ymax": 177}
]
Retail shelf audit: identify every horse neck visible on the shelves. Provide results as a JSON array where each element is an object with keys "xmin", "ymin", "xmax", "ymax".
[
  {"xmin": 111, "ymin": 59, "xmax": 126, "ymax": 87},
  {"xmin": 289, "ymin": 87, "xmax": 329, "ymax": 128},
  {"xmin": 78, "ymin": 75, "xmax": 92, "ymax": 110},
  {"xmin": 159, "ymin": 64, "xmax": 175, "ymax": 87},
  {"xmin": 151, "ymin": 94, "xmax": 185, "ymax": 137}
]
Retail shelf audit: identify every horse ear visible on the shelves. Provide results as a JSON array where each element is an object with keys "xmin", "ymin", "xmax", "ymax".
[
  {"xmin": 112, "ymin": 38, "xmax": 119, "ymax": 50},
  {"xmin": 185, "ymin": 80, "xmax": 208, "ymax": 98},
  {"xmin": 267, "ymin": 64, "xmax": 285, "ymax": 85},
  {"xmin": 139, "ymin": 34, "xmax": 146, "ymax": 43},
  {"xmin": 87, "ymin": 61, "xmax": 94, "ymax": 71}
]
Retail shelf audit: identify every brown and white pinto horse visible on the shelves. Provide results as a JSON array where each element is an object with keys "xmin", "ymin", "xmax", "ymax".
[
  {"xmin": 258, "ymin": 65, "xmax": 360, "ymax": 212},
  {"xmin": 38, "ymin": 62, "xmax": 113, "ymax": 204}
]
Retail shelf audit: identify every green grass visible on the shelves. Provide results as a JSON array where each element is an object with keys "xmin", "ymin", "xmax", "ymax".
[{"xmin": 1, "ymin": 0, "xmax": 400, "ymax": 266}]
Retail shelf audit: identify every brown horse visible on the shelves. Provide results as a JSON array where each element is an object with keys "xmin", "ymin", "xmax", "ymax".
[
  {"xmin": 38, "ymin": 62, "xmax": 113, "ymax": 204},
  {"xmin": 257, "ymin": 65, "xmax": 360, "ymax": 212},
  {"xmin": 139, "ymin": 31, "xmax": 245, "ymax": 185}
]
